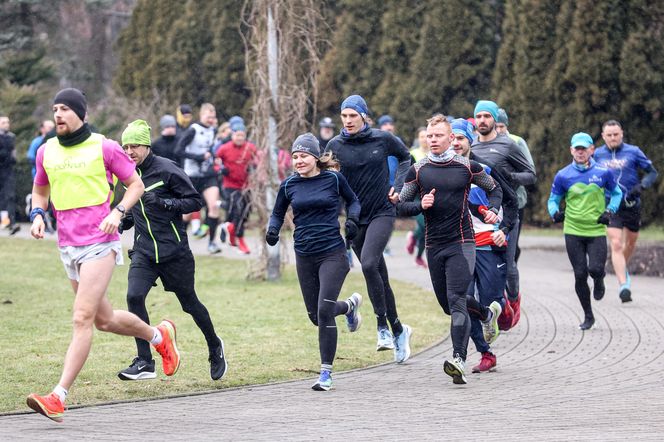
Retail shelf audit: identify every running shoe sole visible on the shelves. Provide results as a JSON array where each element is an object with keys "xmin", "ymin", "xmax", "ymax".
[
  {"xmin": 394, "ymin": 324, "xmax": 413, "ymax": 363},
  {"xmin": 26, "ymin": 395, "xmax": 64, "ymax": 423},
  {"xmin": 620, "ymin": 288, "xmax": 632, "ymax": 303},
  {"xmin": 376, "ymin": 341, "xmax": 395, "ymax": 351},
  {"xmin": 443, "ymin": 360, "xmax": 467, "ymax": 385},
  {"xmin": 159, "ymin": 319, "xmax": 181, "ymax": 376},
  {"xmin": 210, "ymin": 337, "xmax": 228, "ymax": 381},
  {"xmin": 311, "ymin": 382, "xmax": 332, "ymax": 391},
  {"xmin": 346, "ymin": 293, "xmax": 363, "ymax": 332},
  {"xmin": 118, "ymin": 370, "xmax": 157, "ymax": 381}
]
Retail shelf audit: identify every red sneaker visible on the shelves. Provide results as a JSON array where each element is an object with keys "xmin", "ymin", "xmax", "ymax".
[
  {"xmin": 26, "ymin": 392, "xmax": 65, "ymax": 422},
  {"xmin": 471, "ymin": 352, "xmax": 497, "ymax": 373},
  {"xmin": 237, "ymin": 237, "xmax": 251, "ymax": 254},
  {"xmin": 405, "ymin": 231, "xmax": 416, "ymax": 255},
  {"xmin": 497, "ymin": 293, "xmax": 514, "ymax": 331},
  {"xmin": 414, "ymin": 256, "xmax": 428, "ymax": 268},
  {"xmin": 226, "ymin": 222, "xmax": 237, "ymax": 246},
  {"xmin": 509, "ymin": 293, "xmax": 521, "ymax": 328},
  {"xmin": 153, "ymin": 319, "xmax": 181, "ymax": 376}
]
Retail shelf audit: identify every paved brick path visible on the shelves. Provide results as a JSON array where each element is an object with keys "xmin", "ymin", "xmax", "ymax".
[{"xmin": 2, "ymin": 231, "xmax": 663, "ymax": 440}]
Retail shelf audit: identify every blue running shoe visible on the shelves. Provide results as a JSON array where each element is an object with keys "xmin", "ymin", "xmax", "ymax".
[
  {"xmin": 345, "ymin": 293, "xmax": 363, "ymax": 332},
  {"xmin": 394, "ymin": 324, "xmax": 412, "ymax": 363},
  {"xmin": 311, "ymin": 370, "xmax": 332, "ymax": 391},
  {"xmin": 376, "ymin": 327, "xmax": 395, "ymax": 351}
]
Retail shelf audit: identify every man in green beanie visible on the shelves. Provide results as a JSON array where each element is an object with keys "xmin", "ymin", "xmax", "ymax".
[{"xmin": 118, "ymin": 119, "xmax": 228, "ymax": 382}]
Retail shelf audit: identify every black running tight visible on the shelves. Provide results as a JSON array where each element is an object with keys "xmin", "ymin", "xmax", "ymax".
[
  {"xmin": 351, "ymin": 216, "xmax": 403, "ymax": 335},
  {"xmin": 564, "ymin": 234, "xmax": 607, "ymax": 318},
  {"xmin": 295, "ymin": 248, "xmax": 350, "ymax": 367}
]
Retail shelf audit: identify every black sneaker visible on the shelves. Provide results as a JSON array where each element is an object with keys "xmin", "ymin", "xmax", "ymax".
[
  {"xmin": 118, "ymin": 357, "xmax": 156, "ymax": 380},
  {"xmin": 209, "ymin": 337, "xmax": 228, "ymax": 381},
  {"xmin": 579, "ymin": 316, "xmax": 595, "ymax": 331},
  {"xmin": 619, "ymin": 287, "xmax": 632, "ymax": 303},
  {"xmin": 593, "ymin": 278, "xmax": 605, "ymax": 300}
]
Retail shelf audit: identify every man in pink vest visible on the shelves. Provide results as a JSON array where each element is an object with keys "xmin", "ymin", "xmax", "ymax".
[{"xmin": 26, "ymin": 88, "xmax": 180, "ymax": 422}]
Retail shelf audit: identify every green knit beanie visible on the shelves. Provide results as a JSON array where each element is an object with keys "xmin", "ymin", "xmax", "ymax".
[{"xmin": 122, "ymin": 119, "xmax": 152, "ymax": 147}]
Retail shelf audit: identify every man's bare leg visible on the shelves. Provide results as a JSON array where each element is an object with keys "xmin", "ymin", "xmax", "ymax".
[{"xmin": 607, "ymin": 227, "xmax": 627, "ymax": 285}]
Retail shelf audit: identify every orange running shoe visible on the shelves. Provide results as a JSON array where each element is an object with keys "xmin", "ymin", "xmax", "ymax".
[
  {"xmin": 153, "ymin": 319, "xmax": 181, "ymax": 376},
  {"xmin": 237, "ymin": 237, "xmax": 251, "ymax": 254},
  {"xmin": 26, "ymin": 392, "xmax": 65, "ymax": 422}
]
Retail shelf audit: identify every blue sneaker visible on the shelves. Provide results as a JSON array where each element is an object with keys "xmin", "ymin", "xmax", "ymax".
[
  {"xmin": 376, "ymin": 327, "xmax": 395, "ymax": 351},
  {"xmin": 345, "ymin": 293, "xmax": 363, "ymax": 332},
  {"xmin": 311, "ymin": 370, "xmax": 332, "ymax": 391},
  {"xmin": 394, "ymin": 324, "xmax": 412, "ymax": 363}
]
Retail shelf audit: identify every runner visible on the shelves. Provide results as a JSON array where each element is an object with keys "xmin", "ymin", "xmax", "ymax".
[
  {"xmin": 495, "ymin": 108, "xmax": 535, "ymax": 264},
  {"xmin": 216, "ymin": 122, "xmax": 257, "ymax": 254},
  {"xmin": 267, "ymin": 133, "xmax": 362, "ymax": 390},
  {"xmin": 451, "ymin": 118, "xmax": 518, "ymax": 373},
  {"xmin": 174, "ymin": 103, "xmax": 222, "ymax": 254},
  {"xmin": 471, "ymin": 100, "xmax": 536, "ymax": 329},
  {"xmin": 593, "ymin": 120, "xmax": 659, "ymax": 302},
  {"xmin": 398, "ymin": 114, "xmax": 502, "ymax": 384},
  {"xmin": 117, "ymin": 120, "xmax": 227, "ymax": 381},
  {"xmin": 26, "ymin": 88, "xmax": 179, "ymax": 422},
  {"xmin": 325, "ymin": 95, "xmax": 413, "ymax": 362},
  {"xmin": 548, "ymin": 132, "xmax": 622, "ymax": 329}
]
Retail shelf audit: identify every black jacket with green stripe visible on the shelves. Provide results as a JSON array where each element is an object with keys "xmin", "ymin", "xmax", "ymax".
[{"xmin": 120, "ymin": 152, "xmax": 204, "ymax": 263}]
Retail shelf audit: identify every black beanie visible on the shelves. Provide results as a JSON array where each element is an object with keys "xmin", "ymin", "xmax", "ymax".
[
  {"xmin": 53, "ymin": 88, "xmax": 87, "ymax": 122},
  {"xmin": 291, "ymin": 132, "xmax": 321, "ymax": 159}
]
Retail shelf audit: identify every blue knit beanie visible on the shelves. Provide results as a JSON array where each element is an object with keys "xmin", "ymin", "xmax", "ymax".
[
  {"xmin": 451, "ymin": 119, "xmax": 475, "ymax": 144},
  {"xmin": 229, "ymin": 115, "xmax": 244, "ymax": 126},
  {"xmin": 474, "ymin": 100, "xmax": 499, "ymax": 121},
  {"xmin": 340, "ymin": 95, "xmax": 369, "ymax": 118},
  {"xmin": 291, "ymin": 132, "xmax": 321, "ymax": 159},
  {"xmin": 231, "ymin": 122, "xmax": 246, "ymax": 133},
  {"xmin": 497, "ymin": 108, "xmax": 509, "ymax": 126}
]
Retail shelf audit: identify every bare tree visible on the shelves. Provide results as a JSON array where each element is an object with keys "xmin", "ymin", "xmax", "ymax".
[{"xmin": 241, "ymin": 0, "xmax": 326, "ymax": 280}]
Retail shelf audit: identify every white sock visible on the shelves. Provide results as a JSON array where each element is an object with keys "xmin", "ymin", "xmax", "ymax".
[
  {"xmin": 149, "ymin": 327, "xmax": 163, "ymax": 345},
  {"xmin": 191, "ymin": 219, "xmax": 201, "ymax": 231},
  {"xmin": 345, "ymin": 300, "xmax": 353, "ymax": 314},
  {"xmin": 483, "ymin": 309, "xmax": 493, "ymax": 323},
  {"xmin": 321, "ymin": 364, "xmax": 333, "ymax": 373},
  {"xmin": 53, "ymin": 385, "xmax": 68, "ymax": 404}
]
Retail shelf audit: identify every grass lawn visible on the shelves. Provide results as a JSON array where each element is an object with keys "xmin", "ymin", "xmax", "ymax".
[{"xmin": 0, "ymin": 237, "xmax": 446, "ymax": 413}]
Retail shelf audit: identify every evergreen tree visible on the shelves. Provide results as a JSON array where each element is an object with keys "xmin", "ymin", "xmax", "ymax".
[
  {"xmin": 371, "ymin": 0, "xmax": 425, "ymax": 124},
  {"xmin": 316, "ymin": 0, "xmax": 386, "ymax": 118},
  {"xmin": 393, "ymin": 0, "xmax": 497, "ymax": 133}
]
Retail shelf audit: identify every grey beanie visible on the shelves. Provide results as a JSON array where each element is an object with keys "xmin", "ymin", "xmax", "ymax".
[
  {"xmin": 160, "ymin": 114, "xmax": 177, "ymax": 129},
  {"xmin": 291, "ymin": 132, "xmax": 321, "ymax": 159}
]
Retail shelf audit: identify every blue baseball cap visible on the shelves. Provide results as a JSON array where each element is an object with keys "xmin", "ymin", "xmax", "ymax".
[{"xmin": 570, "ymin": 132, "xmax": 594, "ymax": 148}]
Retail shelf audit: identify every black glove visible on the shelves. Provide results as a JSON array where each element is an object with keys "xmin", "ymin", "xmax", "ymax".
[
  {"xmin": 552, "ymin": 211, "xmax": 565, "ymax": 223},
  {"xmin": 161, "ymin": 198, "xmax": 177, "ymax": 211},
  {"xmin": 597, "ymin": 211, "xmax": 611, "ymax": 225},
  {"xmin": 220, "ymin": 166, "xmax": 230, "ymax": 177},
  {"xmin": 627, "ymin": 184, "xmax": 642, "ymax": 199},
  {"xmin": 344, "ymin": 219, "xmax": 359, "ymax": 241},
  {"xmin": 266, "ymin": 227, "xmax": 279, "ymax": 246}
]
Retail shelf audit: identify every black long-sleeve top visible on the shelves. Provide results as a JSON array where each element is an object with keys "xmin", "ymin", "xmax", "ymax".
[
  {"xmin": 325, "ymin": 125, "xmax": 411, "ymax": 224},
  {"xmin": 121, "ymin": 153, "xmax": 204, "ymax": 263},
  {"xmin": 398, "ymin": 155, "xmax": 502, "ymax": 248},
  {"xmin": 269, "ymin": 170, "xmax": 361, "ymax": 256}
]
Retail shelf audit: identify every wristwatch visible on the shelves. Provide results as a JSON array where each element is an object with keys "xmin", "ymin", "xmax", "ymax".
[{"xmin": 114, "ymin": 204, "xmax": 126, "ymax": 216}]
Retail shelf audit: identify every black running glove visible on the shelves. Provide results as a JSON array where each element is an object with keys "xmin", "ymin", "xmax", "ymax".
[
  {"xmin": 552, "ymin": 211, "xmax": 565, "ymax": 223},
  {"xmin": 266, "ymin": 227, "xmax": 279, "ymax": 246},
  {"xmin": 344, "ymin": 219, "xmax": 359, "ymax": 241},
  {"xmin": 597, "ymin": 211, "xmax": 611, "ymax": 226}
]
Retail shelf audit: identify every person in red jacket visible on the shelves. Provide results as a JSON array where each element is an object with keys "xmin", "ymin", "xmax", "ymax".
[{"xmin": 215, "ymin": 123, "xmax": 257, "ymax": 254}]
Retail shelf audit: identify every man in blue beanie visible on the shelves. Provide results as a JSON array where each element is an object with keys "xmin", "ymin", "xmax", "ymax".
[
  {"xmin": 326, "ymin": 94, "xmax": 414, "ymax": 363},
  {"xmin": 471, "ymin": 100, "xmax": 536, "ymax": 331}
]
